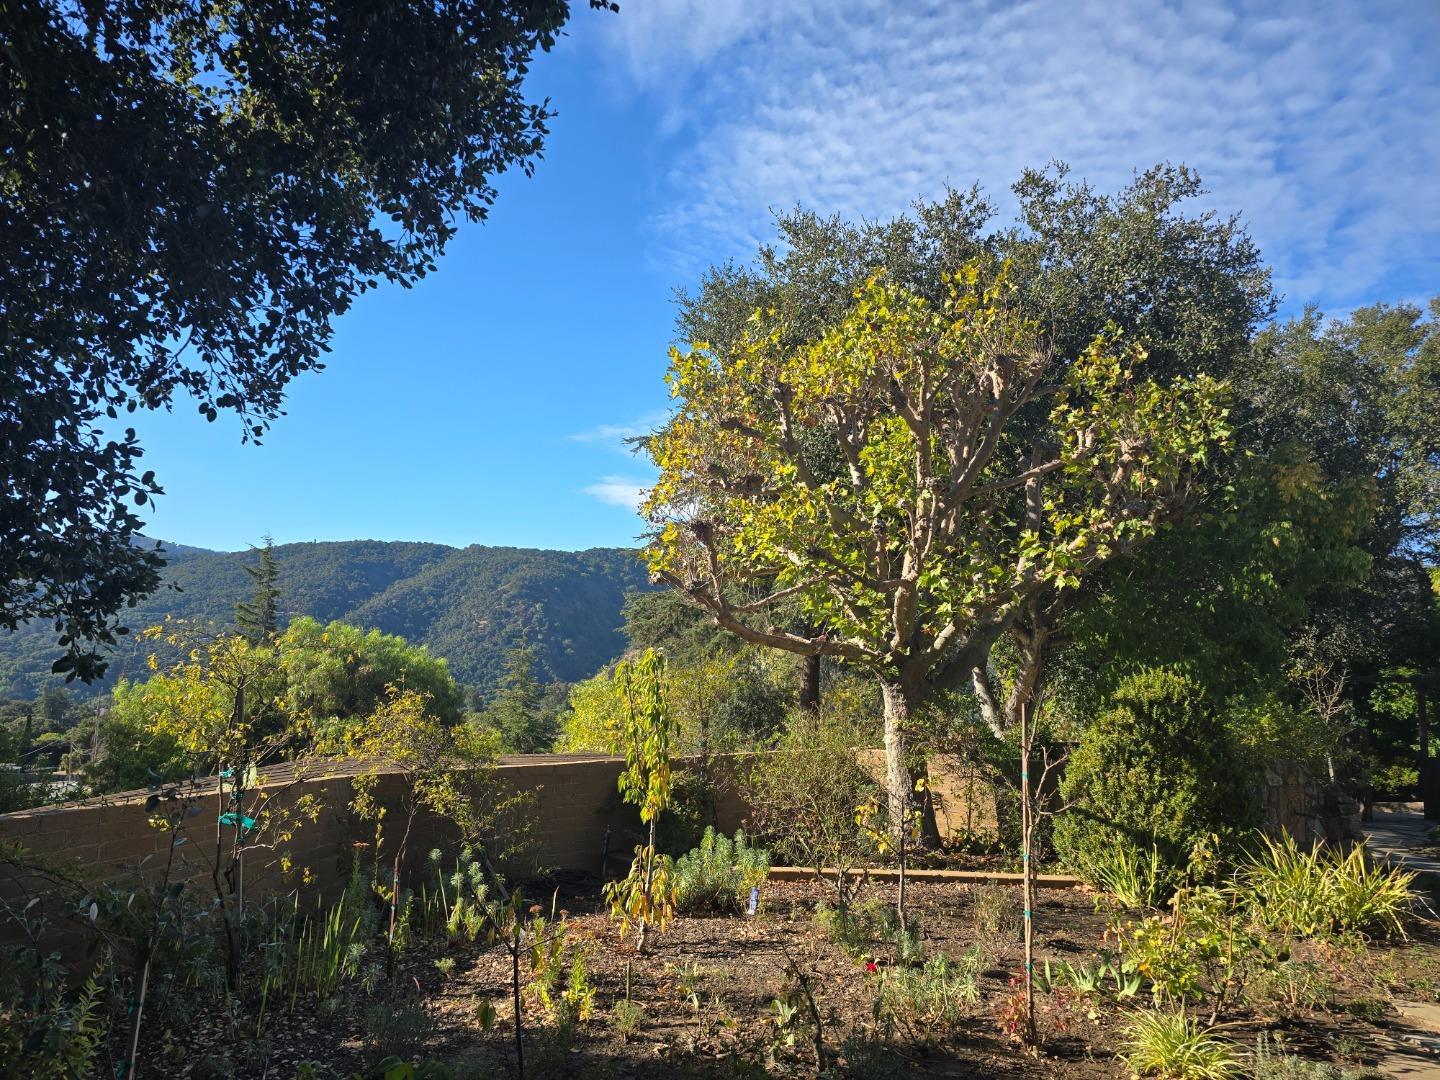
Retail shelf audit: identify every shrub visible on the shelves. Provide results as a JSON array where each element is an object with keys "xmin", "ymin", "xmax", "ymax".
[
  {"xmin": 1120, "ymin": 1010, "xmax": 1243, "ymax": 1079},
  {"xmin": 1238, "ymin": 834, "xmax": 1415, "ymax": 939},
  {"xmin": 970, "ymin": 884, "xmax": 1023, "ymax": 941},
  {"xmin": 873, "ymin": 950, "xmax": 983, "ymax": 1043},
  {"xmin": 1054, "ymin": 668, "xmax": 1255, "ymax": 874},
  {"xmin": 1248, "ymin": 960, "xmax": 1334, "ymax": 1020},
  {"xmin": 815, "ymin": 899, "xmax": 878, "ymax": 957},
  {"xmin": 750, "ymin": 706, "xmax": 880, "ymax": 906},
  {"xmin": 608, "ymin": 998, "xmax": 644, "ymax": 1042},
  {"xmin": 1114, "ymin": 883, "xmax": 1272, "ymax": 1018},
  {"xmin": 672, "ymin": 827, "xmax": 771, "ymax": 914}
]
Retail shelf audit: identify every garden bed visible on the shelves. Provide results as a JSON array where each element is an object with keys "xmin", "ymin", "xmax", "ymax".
[{"xmin": 128, "ymin": 877, "xmax": 1439, "ymax": 1079}]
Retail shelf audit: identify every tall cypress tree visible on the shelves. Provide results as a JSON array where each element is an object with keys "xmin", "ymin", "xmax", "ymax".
[{"xmin": 236, "ymin": 536, "xmax": 283, "ymax": 644}]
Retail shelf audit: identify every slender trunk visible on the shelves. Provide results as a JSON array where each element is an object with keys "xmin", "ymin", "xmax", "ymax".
[
  {"xmin": 800, "ymin": 655, "xmax": 821, "ymax": 714},
  {"xmin": 1019, "ymin": 699, "xmax": 1037, "ymax": 1047},
  {"xmin": 511, "ymin": 928, "xmax": 525, "ymax": 1080},
  {"xmin": 637, "ymin": 817, "xmax": 657, "ymax": 954},
  {"xmin": 896, "ymin": 817, "xmax": 907, "ymax": 931}
]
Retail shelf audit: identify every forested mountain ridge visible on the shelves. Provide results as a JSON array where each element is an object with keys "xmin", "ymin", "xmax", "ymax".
[{"xmin": 0, "ymin": 539, "xmax": 651, "ymax": 699}]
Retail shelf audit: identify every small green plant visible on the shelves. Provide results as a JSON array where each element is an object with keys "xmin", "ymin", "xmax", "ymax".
[
  {"xmin": 1115, "ymin": 854, "xmax": 1276, "ymax": 1024},
  {"xmin": 1078, "ymin": 843, "xmax": 1176, "ymax": 909},
  {"xmin": 671, "ymin": 827, "xmax": 771, "ymax": 914},
  {"xmin": 1346, "ymin": 997, "xmax": 1390, "ymax": 1024},
  {"xmin": 609, "ymin": 999, "xmax": 644, "ymax": 1043},
  {"xmin": 1120, "ymin": 1010, "xmax": 1243, "ymax": 1079},
  {"xmin": 815, "ymin": 899, "xmax": 883, "ymax": 957},
  {"xmin": 603, "ymin": 648, "xmax": 680, "ymax": 953},
  {"xmin": 258, "ymin": 865, "xmax": 374, "ymax": 1030},
  {"xmin": 1249, "ymin": 960, "xmax": 1333, "ymax": 1019},
  {"xmin": 362, "ymin": 993, "xmax": 437, "ymax": 1066},
  {"xmin": 0, "ymin": 962, "xmax": 109, "ymax": 1079}
]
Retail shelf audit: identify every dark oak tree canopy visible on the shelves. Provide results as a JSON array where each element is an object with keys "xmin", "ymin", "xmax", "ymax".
[{"xmin": 1, "ymin": 0, "xmax": 611, "ymax": 679}]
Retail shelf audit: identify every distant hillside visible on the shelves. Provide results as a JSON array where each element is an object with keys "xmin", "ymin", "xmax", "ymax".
[{"xmin": 0, "ymin": 539, "xmax": 651, "ymax": 699}]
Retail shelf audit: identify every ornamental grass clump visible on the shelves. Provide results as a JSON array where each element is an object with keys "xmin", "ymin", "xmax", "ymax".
[
  {"xmin": 1238, "ymin": 834, "xmax": 1415, "ymax": 940},
  {"xmin": 672, "ymin": 827, "xmax": 771, "ymax": 914},
  {"xmin": 1120, "ymin": 1009, "xmax": 1243, "ymax": 1079},
  {"xmin": 1076, "ymin": 842, "xmax": 1177, "ymax": 911}
]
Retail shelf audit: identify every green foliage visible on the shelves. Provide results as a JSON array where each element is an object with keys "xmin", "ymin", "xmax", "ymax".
[
  {"xmin": 1115, "ymin": 884, "xmax": 1269, "ymax": 1011},
  {"xmin": 1120, "ymin": 1010, "xmax": 1244, "ymax": 1079},
  {"xmin": 477, "ymin": 644, "xmax": 554, "ymax": 754},
  {"xmin": 608, "ymin": 649, "xmax": 677, "ymax": 824},
  {"xmin": 671, "ymin": 828, "xmax": 771, "ymax": 914},
  {"xmin": 603, "ymin": 649, "xmax": 680, "ymax": 948},
  {"xmin": 557, "ymin": 649, "xmax": 790, "ymax": 756},
  {"xmin": 1067, "ymin": 447, "xmax": 1375, "ymax": 701},
  {"xmin": 814, "ymin": 900, "xmax": 878, "ymax": 957},
  {"xmin": 607, "ymin": 998, "xmax": 644, "ymax": 1042},
  {"xmin": 1053, "ymin": 668, "xmax": 1255, "ymax": 873},
  {"xmin": 1238, "ymin": 834, "xmax": 1415, "ymax": 940},
  {"xmin": 362, "ymin": 994, "xmax": 436, "ymax": 1067},
  {"xmin": 0, "ymin": 954, "xmax": 108, "ymax": 1080},
  {"xmin": 280, "ymin": 617, "xmax": 465, "ymax": 732},
  {"xmin": 1073, "ymin": 843, "xmax": 1178, "ymax": 911},
  {"xmin": 1250, "ymin": 1033, "xmax": 1385, "ymax": 1079},
  {"xmin": 84, "ymin": 677, "xmax": 192, "ymax": 792},
  {"xmin": 4, "ymin": 0, "xmax": 595, "ymax": 681},
  {"xmin": 647, "ymin": 252, "xmax": 1231, "ymax": 827},
  {"xmin": 236, "ymin": 536, "xmax": 284, "ymax": 644},
  {"xmin": 86, "ymin": 616, "xmax": 481, "ymax": 795},
  {"xmin": 259, "ymin": 867, "xmax": 376, "ymax": 1025}
]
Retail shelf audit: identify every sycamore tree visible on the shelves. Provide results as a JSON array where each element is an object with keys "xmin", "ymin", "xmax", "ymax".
[{"xmin": 642, "ymin": 261, "xmax": 1230, "ymax": 832}]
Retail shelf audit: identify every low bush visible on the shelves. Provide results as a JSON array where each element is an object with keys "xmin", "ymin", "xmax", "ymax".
[
  {"xmin": 1248, "ymin": 960, "xmax": 1334, "ymax": 1020},
  {"xmin": 749, "ymin": 706, "xmax": 879, "ymax": 907},
  {"xmin": 872, "ymin": 949, "xmax": 983, "ymax": 1042},
  {"xmin": 672, "ymin": 827, "xmax": 771, "ymax": 914},
  {"xmin": 1251, "ymin": 1033, "xmax": 1386, "ymax": 1079},
  {"xmin": 608, "ymin": 998, "xmax": 644, "ymax": 1042},
  {"xmin": 970, "ymin": 883, "xmax": 1023, "ymax": 941},
  {"xmin": 1115, "ymin": 885, "xmax": 1271, "ymax": 1016},
  {"xmin": 815, "ymin": 899, "xmax": 878, "ymax": 957},
  {"xmin": 1120, "ymin": 1009, "xmax": 1243, "ymax": 1079}
]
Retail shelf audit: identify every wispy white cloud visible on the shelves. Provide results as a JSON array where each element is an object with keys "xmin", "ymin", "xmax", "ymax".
[
  {"xmin": 593, "ymin": 0, "xmax": 1440, "ymax": 311},
  {"xmin": 568, "ymin": 411, "xmax": 667, "ymax": 449},
  {"xmin": 583, "ymin": 475, "xmax": 651, "ymax": 510}
]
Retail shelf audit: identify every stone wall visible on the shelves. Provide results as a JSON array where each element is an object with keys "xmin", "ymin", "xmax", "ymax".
[{"xmin": 1260, "ymin": 758, "xmax": 1364, "ymax": 849}]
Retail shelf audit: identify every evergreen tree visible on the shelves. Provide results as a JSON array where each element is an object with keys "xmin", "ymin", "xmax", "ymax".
[
  {"xmin": 235, "ymin": 537, "xmax": 283, "ymax": 644},
  {"xmin": 484, "ymin": 645, "xmax": 553, "ymax": 753}
]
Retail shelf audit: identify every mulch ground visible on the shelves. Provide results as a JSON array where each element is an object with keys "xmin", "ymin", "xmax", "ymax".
[{"xmin": 131, "ymin": 877, "xmax": 1440, "ymax": 1079}]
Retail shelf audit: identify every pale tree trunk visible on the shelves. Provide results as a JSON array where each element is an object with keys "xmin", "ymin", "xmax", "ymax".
[{"xmin": 880, "ymin": 682, "xmax": 914, "ymax": 843}]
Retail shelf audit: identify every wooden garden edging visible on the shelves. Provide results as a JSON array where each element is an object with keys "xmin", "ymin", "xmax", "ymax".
[{"xmin": 767, "ymin": 866, "xmax": 1081, "ymax": 888}]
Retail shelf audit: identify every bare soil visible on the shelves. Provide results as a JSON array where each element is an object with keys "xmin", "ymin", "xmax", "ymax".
[{"xmin": 133, "ymin": 878, "xmax": 1440, "ymax": 1079}]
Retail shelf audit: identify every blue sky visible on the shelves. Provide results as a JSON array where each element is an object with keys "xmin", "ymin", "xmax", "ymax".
[{"xmin": 131, "ymin": 0, "xmax": 1440, "ymax": 554}]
